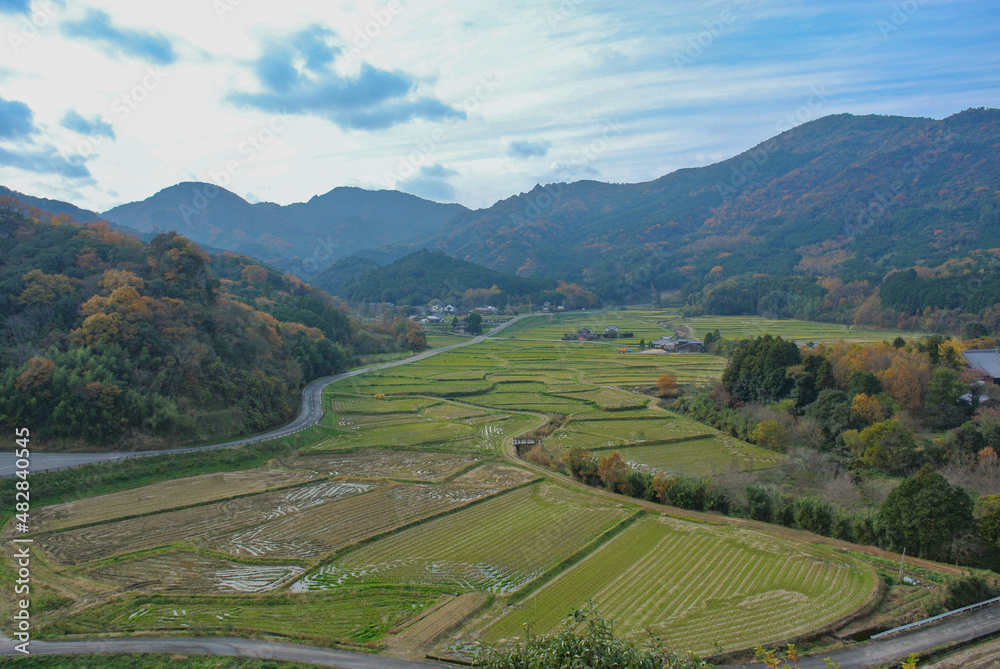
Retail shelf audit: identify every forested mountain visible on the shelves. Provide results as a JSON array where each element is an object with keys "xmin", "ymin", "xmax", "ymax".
[
  {"xmin": 317, "ymin": 250, "xmax": 552, "ymax": 305},
  {"xmin": 320, "ymin": 249, "xmax": 602, "ymax": 309},
  {"xmin": 414, "ymin": 108, "xmax": 1000, "ymax": 331},
  {"xmin": 10, "ymin": 109, "xmax": 1000, "ymax": 334},
  {"xmin": 102, "ymin": 183, "xmax": 468, "ymax": 274},
  {"xmin": 0, "ymin": 201, "xmax": 404, "ymax": 451},
  {"xmin": 0, "ymin": 186, "xmax": 105, "ymax": 224}
]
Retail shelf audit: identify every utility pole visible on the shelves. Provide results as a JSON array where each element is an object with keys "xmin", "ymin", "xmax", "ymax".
[{"xmin": 897, "ymin": 547, "xmax": 906, "ymax": 583}]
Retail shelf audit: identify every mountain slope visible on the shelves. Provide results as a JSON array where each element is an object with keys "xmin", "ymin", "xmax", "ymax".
[
  {"xmin": 321, "ymin": 249, "xmax": 560, "ymax": 305},
  {"xmin": 1, "ymin": 185, "xmax": 105, "ymax": 223},
  {"xmin": 102, "ymin": 184, "xmax": 468, "ymax": 274},
  {"xmin": 0, "ymin": 205, "xmax": 402, "ymax": 451},
  {"xmin": 417, "ymin": 109, "xmax": 1000, "ymax": 315}
]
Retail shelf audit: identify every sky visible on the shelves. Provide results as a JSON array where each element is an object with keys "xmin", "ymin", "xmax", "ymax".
[{"xmin": 0, "ymin": 0, "xmax": 997, "ymax": 213}]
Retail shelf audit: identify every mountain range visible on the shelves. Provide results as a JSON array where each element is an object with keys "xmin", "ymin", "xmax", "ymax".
[
  {"xmin": 414, "ymin": 108, "xmax": 1000, "ymax": 306},
  {"xmin": 4, "ymin": 108, "xmax": 999, "ymax": 325},
  {"xmin": 101, "ymin": 184, "xmax": 468, "ymax": 275}
]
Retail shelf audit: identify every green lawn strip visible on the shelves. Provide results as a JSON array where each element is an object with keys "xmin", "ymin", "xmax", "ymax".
[
  {"xmin": 508, "ymin": 510, "xmax": 645, "ymax": 604},
  {"xmin": 45, "ymin": 586, "xmax": 449, "ymax": 645}
]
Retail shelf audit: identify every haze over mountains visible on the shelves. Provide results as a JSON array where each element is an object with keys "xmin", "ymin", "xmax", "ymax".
[
  {"xmin": 5, "ymin": 108, "xmax": 999, "ymax": 316},
  {"xmin": 102, "ymin": 184, "xmax": 468, "ymax": 274},
  {"xmin": 416, "ymin": 109, "xmax": 1000, "ymax": 296}
]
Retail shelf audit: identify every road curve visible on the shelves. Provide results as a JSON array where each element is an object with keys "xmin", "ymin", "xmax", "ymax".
[
  {"xmin": 0, "ymin": 317, "xmax": 527, "ymax": 478},
  {"xmin": 794, "ymin": 604, "xmax": 1000, "ymax": 669},
  {"xmin": 0, "ymin": 636, "xmax": 451, "ymax": 668}
]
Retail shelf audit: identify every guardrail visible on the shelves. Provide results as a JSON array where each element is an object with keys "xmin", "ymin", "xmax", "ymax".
[{"xmin": 871, "ymin": 594, "xmax": 1000, "ymax": 639}]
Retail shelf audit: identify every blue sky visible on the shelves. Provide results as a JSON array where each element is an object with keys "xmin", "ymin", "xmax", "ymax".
[{"xmin": 0, "ymin": 0, "xmax": 997, "ymax": 212}]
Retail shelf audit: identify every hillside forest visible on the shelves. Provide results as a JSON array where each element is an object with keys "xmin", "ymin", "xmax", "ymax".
[{"xmin": 0, "ymin": 199, "xmax": 417, "ymax": 450}]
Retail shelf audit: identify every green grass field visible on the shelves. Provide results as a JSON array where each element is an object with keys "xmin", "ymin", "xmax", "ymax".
[
  {"xmin": 479, "ymin": 515, "xmax": 876, "ymax": 654},
  {"xmin": 53, "ymin": 587, "xmax": 447, "ymax": 644},
  {"xmin": 503, "ymin": 310, "xmax": 913, "ymax": 346}
]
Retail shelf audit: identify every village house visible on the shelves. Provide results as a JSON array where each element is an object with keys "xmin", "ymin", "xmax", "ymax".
[
  {"xmin": 963, "ymin": 349, "xmax": 1000, "ymax": 384},
  {"xmin": 650, "ymin": 336, "xmax": 705, "ymax": 353}
]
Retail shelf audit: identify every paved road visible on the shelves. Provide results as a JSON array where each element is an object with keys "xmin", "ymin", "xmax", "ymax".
[
  {"xmin": 0, "ymin": 317, "xmax": 526, "ymax": 478},
  {"xmin": 0, "ymin": 636, "xmax": 451, "ymax": 668},
  {"xmin": 720, "ymin": 605, "xmax": 1000, "ymax": 668}
]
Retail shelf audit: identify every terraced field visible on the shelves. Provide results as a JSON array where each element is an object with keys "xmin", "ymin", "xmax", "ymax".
[
  {"xmin": 678, "ymin": 315, "xmax": 914, "ymax": 344},
  {"xmin": 505, "ymin": 310, "xmax": 910, "ymax": 346},
  {"xmin": 33, "ymin": 467, "xmax": 320, "ymax": 533},
  {"xmin": 472, "ymin": 515, "xmax": 877, "ymax": 655},
  {"xmin": 59, "ymin": 587, "xmax": 447, "ymax": 643},
  {"xmin": 38, "ymin": 480, "xmax": 381, "ymax": 565},
  {"xmin": 615, "ymin": 436, "xmax": 783, "ymax": 477},
  {"xmin": 294, "ymin": 482, "xmax": 635, "ymax": 594},
  {"xmin": 87, "ymin": 551, "xmax": 306, "ymax": 593},
  {"xmin": 13, "ymin": 310, "xmax": 925, "ymax": 655},
  {"xmin": 280, "ymin": 449, "xmax": 481, "ymax": 481}
]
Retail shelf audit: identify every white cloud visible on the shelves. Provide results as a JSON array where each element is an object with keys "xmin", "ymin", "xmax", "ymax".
[{"xmin": 0, "ymin": 0, "xmax": 994, "ymax": 212}]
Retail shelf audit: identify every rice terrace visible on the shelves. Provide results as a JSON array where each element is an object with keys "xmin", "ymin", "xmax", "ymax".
[{"xmin": 0, "ymin": 311, "xmax": 969, "ymax": 664}]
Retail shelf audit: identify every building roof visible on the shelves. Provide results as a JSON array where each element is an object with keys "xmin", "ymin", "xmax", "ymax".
[{"xmin": 964, "ymin": 349, "xmax": 1000, "ymax": 379}]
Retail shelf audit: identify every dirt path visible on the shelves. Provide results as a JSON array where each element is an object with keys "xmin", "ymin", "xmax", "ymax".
[{"xmin": 385, "ymin": 593, "xmax": 488, "ymax": 659}]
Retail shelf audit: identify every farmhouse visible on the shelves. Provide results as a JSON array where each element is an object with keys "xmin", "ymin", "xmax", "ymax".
[
  {"xmin": 650, "ymin": 336, "xmax": 705, "ymax": 353},
  {"xmin": 421, "ymin": 315, "xmax": 445, "ymax": 324},
  {"xmin": 963, "ymin": 349, "xmax": 1000, "ymax": 383}
]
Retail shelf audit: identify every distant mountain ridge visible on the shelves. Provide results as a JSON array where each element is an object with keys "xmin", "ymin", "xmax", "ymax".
[
  {"xmin": 315, "ymin": 249, "xmax": 558, "ymax": 305},
  {"xmin": 0, "ymin": 185, "xmax": 105, "ymax": 224},
  {"xmin": 102, "ymin": 184, "xmax": 468, "ymax": 275},
  {"xmin": 410, "ymin": 108, "xmax": 1000, "ymax": 310}
]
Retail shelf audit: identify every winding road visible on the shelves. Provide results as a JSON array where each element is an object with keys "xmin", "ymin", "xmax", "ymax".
[
  {"xmin": 0, "ymin": 317, "xmax": 527, "ymax": 478},
  {"xmin": 5, "ymin": 312, "xmax": 1000, "ymax": 667}
]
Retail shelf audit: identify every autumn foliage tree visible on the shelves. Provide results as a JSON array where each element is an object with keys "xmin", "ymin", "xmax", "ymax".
[
  {"xmin": 656, "ymin": 373, "xmax": 677, "ymax": 397},
  {"xmin": 0, "ymin": 207, "xmax": 401, "ymax": 449}
]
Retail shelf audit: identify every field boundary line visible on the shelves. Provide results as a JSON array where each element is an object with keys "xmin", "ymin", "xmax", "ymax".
[
  {"xmin": 61, "ymin": 541, "xmax": 195, "ymax": 572},
  {"xmin": 30, "ymin": 478, "xmax": 331, "ymax": 537},
  {"xmin": 509, "ymin": 510, "xmax": 646, "ymax": 604},
  {"xmin": 582, "ymin": 434, "xmax": 717, "ymax": 452},
  {"xmin": 295, "ymin": 479, "xmax": 545, "ymax": 579}
]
